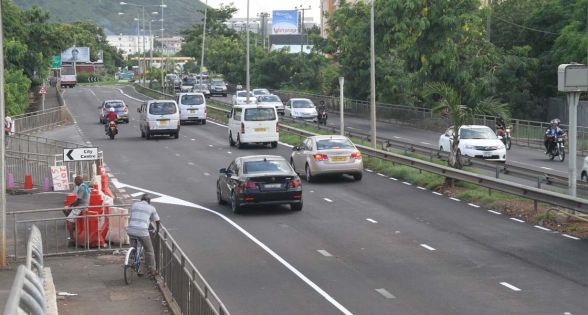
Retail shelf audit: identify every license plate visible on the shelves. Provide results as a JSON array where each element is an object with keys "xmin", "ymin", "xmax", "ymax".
[
  {"xmin": 264, "ymin": 183, "xmax": 281, "ymax": 189},
  {"xmin": 189, "ymin": 109, "xmax": 196, "ymax": 113},
  {"xmin": 483, "ymin": 152, "xmax": 493, "ymax": 157},
  {"xmin": 159, "ymin": 120, "xmax": 169, "ymax": 126},
  {"xmin": 331, "ymin": 156, "xmax": 348, "ymax": 162},
  {"xmin": 254, "ymin": 128, "xmax": 267, "ymax": 132}
]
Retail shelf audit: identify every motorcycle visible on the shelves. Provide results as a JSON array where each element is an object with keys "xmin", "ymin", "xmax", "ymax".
[
  {"xmin": 497, "ymin": 127, "xmax": 512, "ymax": 150},
  {"xmin": 546, "ymin": 134, "xmax": 566, "ymax": 162},
  {"xmin": 106, "ymin": 121, "xmax": 118, "ymax": 140},
  {"xmin": 317, "ymin": 104, "xmax": 328, "ymax": 126}
]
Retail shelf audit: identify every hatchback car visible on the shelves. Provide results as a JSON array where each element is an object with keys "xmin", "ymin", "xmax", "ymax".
[
  {"xmin": 99, "ymin": 100, "xmax": 129, "ymax": 123},
  {"xmin": 290, "ymin": 135, "xmax": 363, "ymax": 182},
  {"xmin": 232, "ymin": 90, "xmax": 256, "ymax": 106},
  {"xmin": 256, "ymin": 94, "xmax": 284, "ymax": 115},
  {"xmin": 217, "ymin": 155, "xmax": 303, "ymax": 213},
  {"xmin": 438, "ymin": 125, "xmax": 506, "ymax": 161},
  {"xmin": 285, "ymin": 98, "xmax": 318, "ymax": 121}
]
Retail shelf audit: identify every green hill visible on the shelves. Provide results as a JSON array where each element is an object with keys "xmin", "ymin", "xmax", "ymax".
[{"xmin": 14, "ymin": 0, "xmax": 206, "ymax": 35}]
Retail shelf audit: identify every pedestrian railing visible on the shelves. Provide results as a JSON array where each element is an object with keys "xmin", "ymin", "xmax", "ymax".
[{"xmin": 12, "ymin": 106, "xmax": 73, "ymax": 134}]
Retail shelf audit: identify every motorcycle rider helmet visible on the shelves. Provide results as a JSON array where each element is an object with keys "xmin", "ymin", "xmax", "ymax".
[{"xmin": 109, "ymin": 107, "xmax": 115, "ymax": 112}]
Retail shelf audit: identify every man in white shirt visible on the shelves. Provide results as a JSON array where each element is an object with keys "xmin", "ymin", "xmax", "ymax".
[{"xmin": 128, "ymin": 194, "xmax": 160, "ymax": 277}]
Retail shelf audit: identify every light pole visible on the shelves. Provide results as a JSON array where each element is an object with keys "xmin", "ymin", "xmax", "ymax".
[
  {"xmin": 295, "ymin": 5, "xmax": 311, "ymax": 56},
  {"xmin": 257, "ymin": 12, "xmax": 269, "ymax": 50},
  {"xmin": 200, "ymin": 0, "xmax": 208, "ymax": 87},
  {"xmin": 369, "ymin": 0, "xmax": 377, "ymax": 148},
  {"xmin": 246, "ymin": 0, "xmax": 250, "ymax": 104},
  {"xmin": 0, "ymin": 0, "xmax": 6, "ymax": 267}
]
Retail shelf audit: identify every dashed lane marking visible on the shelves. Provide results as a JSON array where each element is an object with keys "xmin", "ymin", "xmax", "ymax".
[
  {"xmin": 323, "ymin": 198, "xmax": 333, "ymax": 203},
  {"xmin": 449, "ymin": 197, "xmax": 460, "ymax": 202},
  {"xmin": 510, "ymin": 218, "xmax": 525, "ymax": 223},
  {"xmin": 402, "ymin": 182, "xmax": 412, "ymax": 186},
  {"xmin": 534, "ymin": 225, "xmax": 551, "ymax": 232},
  {"xmin": 488, "ymin": 210, "xmax": 502, "ymax": 215},
  {"xmin": 365, "ymin": 169, "xmax": 374, "ymax": 173},
  {"xmin": 375, "ymin": 289, "xmax": 396, "ymax": 299},
  {"xmin": 366, "ymin": 218, "xmax": 378, "ymax": 224},
  {"xmin": 420, "ymin": 244, "xmax": 436, "ymax": 251},
  {"xmin": 420, "ymin": 142, "xmax": 431, "ymax": 145},
  {"xmin": 562, "ymin": 234, "xmax": 580, "ymax": 240},
  {"xmin": 377, "ymin": 173, "xmax": 386, "ymax": 177},
  {"xmin": 468, "ymin": 203, "xmax": 480, "ymax": 208},
  {"xmin": 417, "ymin": 186, "xmax": 426, "ymax": 190},
  {"xmin": 432, "ymin": 192, "xmax": 443, "ymax": 196},
  {"xmin": 188, "ymin": 162, "xmax": 195, "ymax": 166},
  {"xmin": 389, "ymin": 177, "xmax": 398, "ymax": 181},
  {"xmin": 317, "ymin": 250, "xmax": 333, "ymax": 257},
  {"xmin": 500, "ymin": 282, "xmax": 521, "ymax": 292}
]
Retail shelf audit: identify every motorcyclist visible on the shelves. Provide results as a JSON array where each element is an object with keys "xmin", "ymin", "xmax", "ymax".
[
  {"xmin": 495, "ymin": 117, "xmax": 506, "ymax": 138},
  {"xmin": 544, "ymin": 118, "xmax": 564, "ymax": 154},
  {"xmin": 105, "ymin": 107, "xmax": 118, "ymax": 133},
  {"xmin": 317, "ymin": 100, "xmax": 327, "ymax": 123}
]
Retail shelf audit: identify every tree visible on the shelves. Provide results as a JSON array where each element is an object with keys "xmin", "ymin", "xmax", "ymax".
[{"xmin": 423, "ymin": 82, "xmax": 510, "ymax": 169}]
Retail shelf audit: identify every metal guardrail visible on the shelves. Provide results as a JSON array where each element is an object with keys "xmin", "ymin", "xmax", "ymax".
[
  {"xmin": 26, "ymin": 225, "xmax": 44, "ymax": 279},
  {"xmin": 12, "ymin": 105, "xmax": 73, "ymax": 134}
]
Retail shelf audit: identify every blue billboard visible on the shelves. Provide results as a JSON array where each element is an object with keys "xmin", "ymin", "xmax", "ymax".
[{"xmin": 272, "ymin": 10, "xmax": 299, "ymax": 35}]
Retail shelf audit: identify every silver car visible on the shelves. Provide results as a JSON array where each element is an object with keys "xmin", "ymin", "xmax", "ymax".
[{"xmin": 290, "ymin": 135, "xmax": 363, "ymax": 182}]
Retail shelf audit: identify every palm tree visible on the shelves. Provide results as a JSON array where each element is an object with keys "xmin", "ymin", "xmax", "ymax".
[{"xmin": 423, "ymin": 82, "xmax": 510, "ymax": 169}]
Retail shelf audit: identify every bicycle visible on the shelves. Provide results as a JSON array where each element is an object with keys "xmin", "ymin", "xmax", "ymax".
[{"xmin": 123, "ymin": 237, "xmax": 144, "ymax": 285}]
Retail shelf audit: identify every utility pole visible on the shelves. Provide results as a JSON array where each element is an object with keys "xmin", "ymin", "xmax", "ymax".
[
  {"xmin": 142, "ymin": 7, "xmax": 146, "ymax": 86},
  {"xmin": 0, "ymin": 0, "xmax": 7, "ymax": 267},
  {"xmin": 200, "ymin": 0, "xmax": 208, "ymax": 87},
  {"xmin": 246, "ymin": 0, "xmax": 251, "ymax": 104},
  {"xmin": 369, "ymin": 0, "xmax": 377, "ymax": 148},
  {"xmin": 295, "ymin": 5, "xmax": 311, "ymax": 57}
]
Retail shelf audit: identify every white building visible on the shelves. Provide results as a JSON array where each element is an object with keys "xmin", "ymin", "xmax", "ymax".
[{"xmin": 107, "ymin": 34, "xmax": 183, "ymax": 56}]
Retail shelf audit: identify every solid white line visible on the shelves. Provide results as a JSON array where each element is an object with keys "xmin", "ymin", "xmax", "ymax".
[
  {"xmin": 468, "ymin": 203, "xmax": 480, "ymax": 208},
  {"xmin": 420, "ymin": 142, "xmax": 431, "ymax": 145},
  {"xmin": 417, "ymin": 186, "xmax": 426, "ymax": 190},
  {"xmin": 117, "ymin": 88, "xmax": 145, "ymax": 102},
  {"xmin": 393, "ymin": 136, "xmax": 401, "ymax": 139},
  {"xmin": 188, "ymin": 162, "xmax": 195, "ymax": 166},
  {"xmin": 534, "ymin": 225, "xmax": 551, "ymax": 232},
  {"xmin": 510, "ymin": 218, "xmax": 525, "ymax": 223},
  {"xmin": 208, "ymin": 144, "xmax": 214, "ymax": 147},
  {"xmin": 449, "ymin": 197, "xmax": 460, "ymax": 202},
  {"xmin": 488, "ymin": 210, "xmax": 502, "ymax": 215},
  {"xmin": 365, "ymin": 169, "xmax": 374, "ymax": 173},
  {"xmin": 317, "ymin": 250, "xmax": 333, "ymax": 257},
  {"xmin": 227, "ymin": 151, "xmax": 232, "ymax": 154},
  {"xmin": 420, "ymin": 244, "xmax": 436, "ymax": 251},
  {"xmin": 119, "ymin": 189, "xmax": 127, "ymax": 193},
  {"xmin": 432, "ymin": 192, "xmax": 443, "ymax": 196},
  {"xmin": 389, "ymin": 177, "xmax": 398, "ymax": 181},
  {"xmin": 204, "ymin": 172, "xmax": 211, "ymax": 176},
  {"xmin": 402, "ymin": 182, "xmax": 412, "ymax": 186},
  {"xmin": 111, "ymin": 180, "xmax": 354, "ymax": 315},
  {"xmin": 376, "ymin": 173, "xmax": 386, "ymax": 177},
  {"xmin": 540, "ymin": 166, "xmax": 553, "ymax": 170},
  {"xmin": 375, "ymin": 288, "xmax": 396, "ymax": 299},
  {"xmin": 323, "ymin": 198, "xmax": 333, "ymax": 203},
  {"xmin": 366, "ymin": 218, "xmax": 378, "ymax": 224},
  {"xmin": 500, "ymin": 282, "xmax": 521, "ymax": 292},
  {"xmin": 130, "ymin": 192, "xmax": 143, "ymax": 197},
  {"xmin": 175, "ymin": 153, "xmax": 181, "ymax": 157},
  {"xmin": 562, "ymin": 234, "xmax": 580, "ymax": 240}
]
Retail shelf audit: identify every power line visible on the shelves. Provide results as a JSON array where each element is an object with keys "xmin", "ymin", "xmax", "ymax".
[{"xmin": 493, "ymin": 15, "xmax": 560, "ymax": 36}]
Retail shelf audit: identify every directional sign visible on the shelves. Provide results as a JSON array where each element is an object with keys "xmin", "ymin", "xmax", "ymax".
[{"xmin": 63, "ymin": 147, "xmax": 98, "ymax": 161}]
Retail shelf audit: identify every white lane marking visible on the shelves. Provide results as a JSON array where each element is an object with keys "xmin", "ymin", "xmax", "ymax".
[
  {"xmin": 227, "ymin": 151, "xmax": 232, "ymax": 154},
  {"xmin": 204, "ymin": 172, "xmax": 211, "ymax": 176},
  {"xmin": 191, "ymin": 139, "xmax": 196, "ymax": 141},
  {"xmin": 375, "ymin": 288, "xmax": 396, "ymax": 299},
  {"xmin": 534, "ymin": 225, "xmax": 551, "ymax": 232},
  {"xmin": 88, "ymin": 89, "xmax": 97, "ymax": 97},
  {"xmin": 279, "ymin": 141, "xmax": 294, "ymax": 148},
  {"xmin": 366, "ymin": 218, "xmax": 378, "ymax": 224},
  {"xmin": 376, "ymin": 173, "xmax": 386, "ymax": 177},
  {"xmin": 562, "ymin": 234, "xmax": 580, "ymax": 240},
  {"xmin": 208, "ymin": 144, "xmax": 214, "ymax": 147},
  {"xmin": 468, "ymin": 203, "xmax": 480, "ymax": 208},
  {"xmin": 449, "ymin": 197, "xmax": 460, "ymax": 202},
  {"xmin": 309, "ymin": 190, "xmax": 314, "ymax": 193},
  {"xmin": 346, "ymin": 126, "xmax": 359, "ymax": 130},
  {"xmin": 323, "ymin": 198, "xmax": 333, "ymax": 203},
  {"xmin": 393, "ymin": 136, "xmax": 401, "ymax": 139},
  {"xmin": 420, "ymin": 244, "xmax": 436, "ymax": 251},
  {"xmin": 389, "ymin": 177, "xmax": 398, "ymax": 181},
  {"xmin": 175, "ymin": 153, "xmax": 181, "ymax": 157},
  {"xmin": 365, "ymin": 169, "xmax": 374, "ymax": 173},
  {"xmin": 119, "ymin": 189, "xmax": 127, "ymax": 193},
  {"xmin": 488, "ymin": 210, "xmax": 502, "ymax": 215},
  {"xmin": 110, "ymin": 180, "xmax": 354, "ymax": 315},
  {"xmin": 540, "ymin": 166, "xmax": 553, "ymax": 170},
  {"xmin": 417, "ymin": 186, "xmax": 426, "ymax": 190},
  {"xmin": 188, "ymin": 162, "xmax": 195, "ymax": 166},
  {"xmin": 317, "ymin": 250, "xmax": 333, "ymax": 257},
  {"xmin": 131, "ymin": 192, "xmax": 144, "ymax": 197},
  {"xmin": 420, "ymin": 142, "xmax": 431, "ymax": 145},
  {"xmin": 432, "ymin": 192, "xmax": 443, "ymax": 196},
  {"xmin": 563, "ymin": 312, "xmax": 573, "ymax": 315},
  {"xmin": 510, "ymin": 160, "xmax": 567, "ymax": 174},
  {"xmin": 510, "ymin": 218, "xmax": 525, "ymax": 223},
  {"xmin": 402, "ymin": 182, "xmax": 412, "ymax": 186},
  {"xmin": 117, "ymin": 88, "xmax": 145, "ymax": 102},
  {"xmin": 500, "ymin": 282, "xmax": 521, "ymax": 292}
]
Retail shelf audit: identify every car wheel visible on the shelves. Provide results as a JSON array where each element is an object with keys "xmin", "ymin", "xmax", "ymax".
[
  {"xmin": 237, "ymin": 134, "xmax": 244, "ymax": 149},
  {"xmin": 125, "ymin": 119, "xmax": 129, "ymax": 124},
  {"xmin": 353, "ymin": 173, "xmax": 363, "ymax": 181},
  {"xmin": 217, "ymin": 183, "xmax": 226, "ymax": 205},
  {"xmin": 146, "ymin": 131, "xmax": 151, "ymax": 140},
  {"xmin": 291, "ymin": 201, "xmax": 303, "ymax": 211},
  {"xmin": 202, "ymin": 119, "xmax": 206, "ymax": 125},
  {"xmin": 582, "ymin": 172, "xmax": 587, "ymax": 182},
  {"xmin": 305, "ymin": 164, "xmax": 313, "ymax": 183},
  {"xmin": 231, "ymin": 191, "xmax": 241, "ymax": 214},
  {"xmin": 174, "ymin": 131, "xmax": 179, "ymax": 139},
  {"xmin": 229, "ymin": 132, "xmax": 236, "ymax": 147}
]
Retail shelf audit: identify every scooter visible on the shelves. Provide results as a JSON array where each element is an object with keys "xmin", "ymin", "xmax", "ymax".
[
  {"xmin": 317, "ymin": 102, "xmax": 328, "ymax": 125},
  {"xmin": 546, "ymin": 134, "xmax": 566, "ymax": 162},
  {"xmin": 106, "ymin": 121, "xmax": 118, "ymax": 140}
]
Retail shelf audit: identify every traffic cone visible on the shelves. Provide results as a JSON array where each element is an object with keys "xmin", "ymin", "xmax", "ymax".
[
  {"xmin": 42, "ymin": 177, "xmax": 51, "ymax": 192},
  {"xmin": 24, "ymin": 175, "xmax": 33, "ymax": 190}
]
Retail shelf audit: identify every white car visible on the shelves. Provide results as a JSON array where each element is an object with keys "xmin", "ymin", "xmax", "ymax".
[
  {"xmin": 232, "ymin": 90, "xmax": 256, "ymax": 106},
  {"xmin": 252, "ymin": 88, "xmax": 270, "ymax": 96},
  {"xmin": 438, "ymin": 125, "xmax": 506, "ymax": 162},
  {"xmin": 285, "ymin": 98, "xmax": 318, "ymax": 121},
  {"xmin": 581, "ymin": 156, "xmax": 588, "ymax": 181},
  {"xmin": 256, "ymin": 94, "xmax": 284, "ymax": 115}
]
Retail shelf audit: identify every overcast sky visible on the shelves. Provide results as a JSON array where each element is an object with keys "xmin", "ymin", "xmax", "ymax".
[{"xmin": 204, "ymin": 0, "xmax": 321, "ymax": 22}]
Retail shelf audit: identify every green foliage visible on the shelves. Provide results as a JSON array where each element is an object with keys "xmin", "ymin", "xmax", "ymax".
[{"xmin": 4, "ymin": 69, "xmax": 31, "ymax": 115}]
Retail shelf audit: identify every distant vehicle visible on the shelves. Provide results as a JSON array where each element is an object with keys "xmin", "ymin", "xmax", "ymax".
[
  {"xmin": 180, "ymin": 78, "xmax": 197, "ymax": 92},
  {"xmin": 438, "ymin": 125, "xmax": 506, "ymax": 162},
  {"xmin": 256, "ymin": 95, "xmax": 284, "ymax": 115},
  {"xmin": 138, "ymin": 100, "xmax": 180, "ymax": 139},
  {"xmin": 285, "ymin": 98, "xmax": 318, "ymax": 121},
  {"xmin": 99, "ymin": 100, "xmax": 129, "ymax": 124},
  {"xmin": 290, "ymin": 135, "xmax": 363, "ymax": 182},
  {"xmin": 232, "ymin": 90, "xmax": 256, "ymax": 106},
  {"xmin": 60, "ymin": 66, "xmax": 77, "ymax": 88},
  {"xmin": 252, "ymin": 88, "xmax": 270, "ymax": 96},
  {"xmin": 228, "ymin": 104, "xmax": 279, "ymax": 149},
  {"xmin": 165, "ymin": 74, "xmax": 181, "ymax": 90},
  {"xmin": 209, "ymin": 79, "xmax": 228, "ymax": 97},
  {"xmin": 176, "ymin": 92, "xmax": 206, "ymax": 124},
  {"xmin": 192, "ymin": 83, "xmax": 211, "ymax": 98},
  {"xmin": 216, "ymin": 155, "xmax": 303, "ymax": 213}
]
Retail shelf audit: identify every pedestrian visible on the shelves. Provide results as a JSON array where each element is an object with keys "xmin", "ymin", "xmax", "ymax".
[
  {"xmin": 64, "ymin": 175, "xmax": 90, "ymax": 243},
  {"xmin": 4, "ymin": 112, "xmax": 14, "ymax": 148},
  {"xmin": 127, "ymin": 194, "xmax": 160, "ymax": 278}
]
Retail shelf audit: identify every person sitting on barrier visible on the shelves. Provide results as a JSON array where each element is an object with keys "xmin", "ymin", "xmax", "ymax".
[
  {"xmin": 127, "ymin": 194, "xmax": 160, "ymax": 278},
  {"xmin": 64, "ymin": 176, "xmax": 90, "ymax": 243}
]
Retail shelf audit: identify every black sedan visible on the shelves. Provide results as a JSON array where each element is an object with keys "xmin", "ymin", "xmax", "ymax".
[{"xmin": 216, "ymin": 155, "xmax": 303, "ymax": 213}]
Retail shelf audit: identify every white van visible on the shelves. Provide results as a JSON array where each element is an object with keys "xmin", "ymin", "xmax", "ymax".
[
  {"xmin": 228, "ymin": 104, "xmax": 279, "ymax": 149},
  {"xmin": 176, "ymin": 92, "xmax": 207, "ymax": 124},
  {"xmin": 138, "ymin": 100, "xmax": 180, "ymax": 139}
]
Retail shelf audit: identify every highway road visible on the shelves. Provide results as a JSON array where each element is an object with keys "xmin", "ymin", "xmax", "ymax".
[{"xmin": 63, "ymin": 85, "xmax": 588, "ymax": 314}]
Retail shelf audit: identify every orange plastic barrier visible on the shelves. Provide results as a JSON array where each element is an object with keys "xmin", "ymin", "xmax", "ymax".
[
  {"xmin": 64, "ymin": 194, "xmax": 76, "ymax": 206},
  {"xmin": 75, "ymin": 210, "xmax": 105, "ymax": 247}
]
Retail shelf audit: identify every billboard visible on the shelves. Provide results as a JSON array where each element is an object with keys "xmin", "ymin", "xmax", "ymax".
[
  {"xmin": 61, "ymin": 47, "xmax": 91, "ymax": 63},
  {"xmin": 272, "ymin": 10, "xmax": 299, "ymax": 35}
]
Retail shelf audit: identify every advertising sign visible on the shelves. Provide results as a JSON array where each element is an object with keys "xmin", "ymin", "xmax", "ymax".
[
  {"xmin": 272, "ymin": 10, "xmax": 299, "ymax": 34},
  {"xmin": 50, "ymin": 166, "xmax": 69, "ymax": 191},
  {"xmin": 61, "ymin": 47, "xmax": 91, "ymax": 63}
]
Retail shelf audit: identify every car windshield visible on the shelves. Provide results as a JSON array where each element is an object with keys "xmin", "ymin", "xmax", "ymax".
[
  {"xmin": 105, "ymin": 102, "xmax": 124, "ymax": 109},
  {"xmin": 253, "ymin": 89, "xmax": 269, "ymax": 95},
  {"xmin": 460, "ymin": 127, "xmax": 496, "ymax": 139},
  {"xmin": 211, "ymin": 80, "xmax": 224, "ymax": 85},
  {"xmin": 316, "ymin": 138, "xmax": 355, "ymax": 150},
  {"xmin": 149, "ymin": 102, "xmax": 177, "ymax": 115},
  {"xmin": 243, "ymin": 159, "xmax": 291, "ymax": 174},
  {"xmin": 183, "ymin": 79, "xmax": 196, "ymax": 85},
  {"xmin": 292, "ymin": 100, "xmax": 314, "ymax": 108},
  {"xmin": 237, "ymin": 91, "xmax": 254, "ymax": 97},
  {"xmin": 244, "ymin": 108, "xmax": 276, "ymax": 121},
  {"xmin": 260, "ymin": 95, "xmax": 281, "ymax": 102},
  {"xmin": 181, "ymin": 95, "xmax": 204, "ymax": 105}
]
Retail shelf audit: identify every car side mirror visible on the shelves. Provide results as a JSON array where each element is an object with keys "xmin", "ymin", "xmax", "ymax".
[
  {"xmin": 292, "ymin": 146, "xmax": 299, "ymax": 151},
  {"xmin": 219, "ymin": 168, "xmax": 227, "ymax": 174}
]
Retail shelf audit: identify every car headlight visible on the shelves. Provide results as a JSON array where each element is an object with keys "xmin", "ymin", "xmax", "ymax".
[{"xmin": 465, "ymin": 145, "xmax": 475, "ymax": 149}]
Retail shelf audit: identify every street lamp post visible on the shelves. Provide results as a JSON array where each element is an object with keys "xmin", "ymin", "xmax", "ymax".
[
  {"xmin": 200, "ymin": 0, "xmax": 208, "ymax": 87},
  {"xmin": 369, "ymin": 0, "xmax": 377, "ymax": 148},
  {"xmin": 246, "ymin": 0, "xmax": 250, "ymax": 104},
  {"xmin": 295, "ymin": 5, "xmax": 311, "ymax": 56}
]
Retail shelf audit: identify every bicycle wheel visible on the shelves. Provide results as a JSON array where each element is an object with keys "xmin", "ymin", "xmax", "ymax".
[{"xmin": 124, "ymin": 247, "xmax": 136, "ymax": 285}]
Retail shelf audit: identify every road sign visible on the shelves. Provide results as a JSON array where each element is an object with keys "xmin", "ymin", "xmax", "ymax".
[
  {"xmin": 63, "ymin": 147, "xmax": 98, "ymax": 161},
  {"xmin": 51, "ymin": 55, "xmax": 61, "ymax": 68},
  {"xmin": 39, "ymin": 86, "xmax": 47, "ymax": 95}
]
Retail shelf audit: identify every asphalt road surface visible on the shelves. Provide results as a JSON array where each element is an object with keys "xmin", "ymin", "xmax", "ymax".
[{"xmin": 62, "ymin": 85, "xmax": 588, "ymax": 315}]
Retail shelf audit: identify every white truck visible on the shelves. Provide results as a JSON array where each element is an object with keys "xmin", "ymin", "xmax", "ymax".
[{"xmin": 60, "ymin": 66, "xmax": 77, "ymax": 88}]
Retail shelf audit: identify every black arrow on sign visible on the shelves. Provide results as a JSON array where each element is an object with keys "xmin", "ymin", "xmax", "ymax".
[{"xmin": 66, "ymin": 150, "xmax": 74, "ymax": 161}]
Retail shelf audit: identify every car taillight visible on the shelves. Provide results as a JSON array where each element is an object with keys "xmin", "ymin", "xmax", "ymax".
[
  {"xmin": 290, "ymin": 178, "xmax": 301, "ymax": 188},
  {"xmin": 241, "ymin": 122, "xmax": 245, "ymax": 133},
  {"xmin": 240, "ymin": 180, "xmax": 256, "ymax": 190},
  {"xmin": 351, "ymin": 151, "xmax": 362, "ymax": 159},
  {"xmin": 276, "ymin": 121, "xmax": 280, "ymax": 132},
  {"xmin": 313, "ymin": 154, "xmax": 328, "ymax": 161}
]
